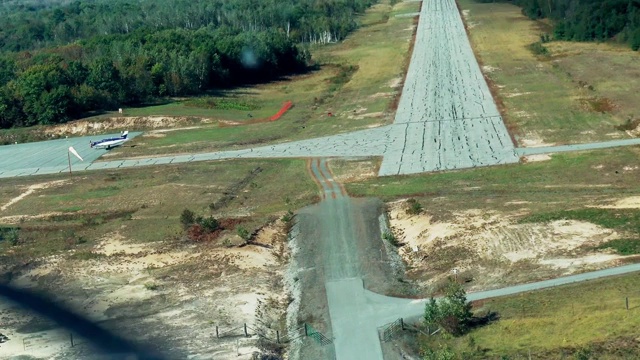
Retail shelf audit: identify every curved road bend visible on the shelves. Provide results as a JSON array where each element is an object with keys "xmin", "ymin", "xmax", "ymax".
[{"xmin": 305, "ymin": 158, "xmax": 640, "ymax": 360}]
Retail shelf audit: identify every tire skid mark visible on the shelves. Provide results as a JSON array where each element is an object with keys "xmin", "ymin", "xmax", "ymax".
[{"xmin": 306, "ymin": 158, "xmax": 326, "ymax": 200}]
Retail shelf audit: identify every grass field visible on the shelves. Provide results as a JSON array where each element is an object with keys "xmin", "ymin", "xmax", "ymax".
[
  {"xmin": 0, "ymin": 159, "xmax": 317, "ymax": 262},
  {"xmin": 344, "ymin": 147, "xmax": 640, "ymax": 215},
  {"xmin": 460, "ymin": 0, "xmax": 640, "ymax": 146},
  {"xmin": 416, "ymin": 273, "xmax": 640, "ymax": 359}
]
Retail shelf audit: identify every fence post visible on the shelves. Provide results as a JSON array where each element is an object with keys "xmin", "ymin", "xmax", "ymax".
[
  {"xmin": 304, "ymin": 323, "xmax": 308, "ymax": 336},
  {"xmin": 276, "ymin": 330, "xmax": 280, "ymax": 344},
  {"xmin": 215, "ymin": 326, "xmax": 219, "ymax": 338},
  {"xmin": 626, "ymin": 297, "xmax": 629, "ymax": 310},
  {"xmin": 70, "ymin": 333, "xmax": 74, "ymax": 347},
  {"xmin": 400, "ymin": 318, "xmax": 404, "ymax": 330},
  {"xmin": 244, "ymin": 323, "xmax": 248, "ymax": 337}
]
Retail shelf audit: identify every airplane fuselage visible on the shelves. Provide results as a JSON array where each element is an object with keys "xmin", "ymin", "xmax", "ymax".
[{"xmin": 90, "ymin": 131, "xmax": 129, "ymax": 150}]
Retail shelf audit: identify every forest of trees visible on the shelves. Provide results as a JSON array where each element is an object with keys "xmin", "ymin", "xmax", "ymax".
[
  {"xmin": 0, "ymin": 0, "xmax": 376, "ymax": 129},
  {"xmin": 478, "ymin": 0, "xmax": 640, "ymax": 50}
]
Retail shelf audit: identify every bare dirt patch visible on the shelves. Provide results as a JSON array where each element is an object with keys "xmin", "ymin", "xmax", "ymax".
[
  {"xmin": 388, "ymin": 77, "xmax": 403, "ymax": 89},
  {"xmin": 522, "ymin": 154, "xmax": 552, "ymax": 163},
  {"xmin": 593, "ymin": 196, "xmax": 640, "ymax": 209},
  {"xmin": 519, "ymin": 133, "xmax": 555, "ymax": 147},
  {"xmin": 482, "ymin": 65, "xmax": 500, "ymax": 73},
  {"xmin": 387, "ymin": 200, "xmax": 627, "ymax": 292},
  {"xmin": 0, "ymin": 221, "xmax": 292, "ymax": 359},
  {"xmin": 42, "ymin": 116, "xmax": 199, "ymax": 137},
  {"xmin": 621, "ymin": 119, "xmax": 640, "ymax": 137},
  {"xmin": 328, "ymin": 159, "xmax": 379, "ymax": 183},
  {"xmin": 579, "ymin": 97, "xmax": 617, "ymax": 113},
  {"xmin": 347, "ymin": 111, "xmax": 385, "ymax": 120}
]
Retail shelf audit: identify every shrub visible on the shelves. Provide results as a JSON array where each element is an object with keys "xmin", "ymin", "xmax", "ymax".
[
  {"xmin": 405, "ymin": 198, "xmax": 423, "ymax": 215},
  {"xmin": 198, "ymin": 216, "xmax": 220, "ymax": 232},
  {"xmin": 144, "ymin": 283, "xmax": 159, "ymax": 291},
  {"xmin": 527, "ymin": 41, "xmax": 549, "ymax": 56},
  {"xmin": 424, "ymin": 280, "xmax": 473, "ymax": 336},
  {"xmin": 7, "ymin": 228, "xmax": 19, "ymax": 246},
  {"xmin": 281, "ymin": 210, "xmax": 294, "ymax": 223},
  {"xmin": 180, "ymin": 209, "xmax": 196, "ymax": 229},
  {"xmin": 237, "ymin": 226, "xmax": 251, "ymax": 241},
  {"xmin": 383, "ymin": 231, "xmax": 399, "ymax": 247}
]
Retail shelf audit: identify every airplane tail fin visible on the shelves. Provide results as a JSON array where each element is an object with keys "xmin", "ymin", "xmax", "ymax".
[{"xmin": 122, "ymin": 131, "xmax": 129, "ymax": 139}]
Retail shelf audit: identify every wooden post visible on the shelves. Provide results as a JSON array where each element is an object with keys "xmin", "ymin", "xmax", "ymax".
[
  {"xmin": 276, "ymin": 330, "xmax": 280, "ymax": 344},
  {"xmin": 626, "ymin": 297, "xmax": 629, "ymax": 310},
  {"xmin": 68, "ymin": 151, "xmax": 72, "ymax": 178},
  {"xmin": 400, "ymin": 318, "xmax": 404, "ymax": 331},
  {"xmin": 215, "ymin": 326, "xmax": 219, "ymax": 338},
  {"xmin": 304, "ymin": 323, "xmax": 308, "ymax": 336},
  {"xmin": 70, "ymin": 333, "xmax": 74, "ymax": 347},
  {"xmin": 244, "ymin": 323, "xmax": 248, "ymax": 337}
]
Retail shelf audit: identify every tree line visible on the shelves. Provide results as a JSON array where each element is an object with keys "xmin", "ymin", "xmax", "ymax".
[
  {"xmin": 477, "ymin": 0, "xmax": 640, "ymax": 50},
  {"xmin": 0, "ymin": 0, "xmax": 374, "ymax": 53},
  {"xmin": 0, "ymin": 27, "xmax": 307, "ymax": 128},
  {"xmin": 0, "ymin": 0, "xmax": 376, "ymax": 129}
]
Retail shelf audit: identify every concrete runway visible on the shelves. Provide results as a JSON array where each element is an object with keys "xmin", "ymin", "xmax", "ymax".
[
  {"xmin": 0, "ymin": 132, "xmax": 141, "ymax": 178},
  {"xmin": 0, "ymin": 0, "xmax": 519, "ymax": 179},
  {"xmin": 1, "ymin": 0, "xmax": 638, "ymax": 180}
]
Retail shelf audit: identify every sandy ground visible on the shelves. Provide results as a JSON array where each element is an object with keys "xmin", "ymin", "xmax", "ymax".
[
  {"xmin": 42, "ymin": 116, "xmax": 205, "ymax": 137},
  {"xmin": 0, "ymin": 220, "xmax": 291, "ymax": 359},
  {"xmin": 593, "ymin": 196, "xmax": 640, "ymax": 209},
  {"xmin": 387, "ymin": 199, "xmax": 630, "ymax": 292},
  {"xmin": 522, "ymin": 154, "xmax": 552, "ymax": 163}
]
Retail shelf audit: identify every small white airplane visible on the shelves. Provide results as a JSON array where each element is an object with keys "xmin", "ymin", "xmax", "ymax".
[{"xmin": 90, "ymin": 131, "xmax": 129, "ymax": 149}]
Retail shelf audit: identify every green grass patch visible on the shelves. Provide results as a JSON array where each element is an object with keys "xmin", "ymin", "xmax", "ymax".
[
  {"xmin": 45, "ymin": 185, "xmax": 121, "ymax": 203},
  {"xmin": 0, "ymin": 158, "xmax": 317, "ymax": 258},
  {"xmin": 183, "ymin": 97, "xmax": 261, "ymax": 111},
  {"xmin": 519, "ymin": 208, "xmax": 640, "ymax": 234},
  {"xmin": 596, "ymin": 239, "xmax": 640, "ymax": 255},
  {"xmin": 414, "ymin": 273, "xmax": 640, "ymax": 359},
  {"xmin": 344, "ymin": 147, "xmax": 640, "ymax": 219}
]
